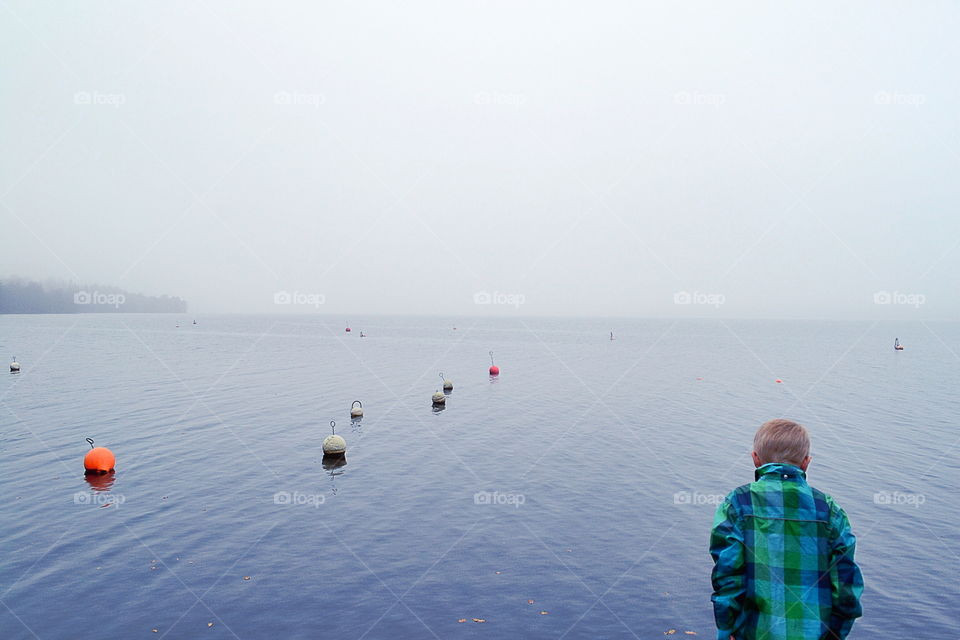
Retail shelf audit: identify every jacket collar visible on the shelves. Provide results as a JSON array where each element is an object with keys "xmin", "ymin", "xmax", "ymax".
[{"xmin": 755, "ymin": 462, "xmax": 807, "ymax": 482}]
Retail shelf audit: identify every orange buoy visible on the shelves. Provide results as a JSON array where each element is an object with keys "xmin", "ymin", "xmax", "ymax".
[{"xmin": 83, "ymin": 438, "xmax": 115, "ymax": 474}]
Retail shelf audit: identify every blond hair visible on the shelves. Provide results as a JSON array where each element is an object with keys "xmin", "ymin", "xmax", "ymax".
[{"xmin": 753, "ymin": 419, "xmax": 810, "ymax": 466}]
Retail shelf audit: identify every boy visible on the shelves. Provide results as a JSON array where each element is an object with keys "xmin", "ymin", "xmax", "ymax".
[{"xmin": 710, "ymin": 419, "xmax": 863, "ymax": 640}]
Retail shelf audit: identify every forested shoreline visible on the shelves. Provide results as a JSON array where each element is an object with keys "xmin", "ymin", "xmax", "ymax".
[{"xmin": 0, "ymin": 278, "xmax": 187, "ymax": 313}]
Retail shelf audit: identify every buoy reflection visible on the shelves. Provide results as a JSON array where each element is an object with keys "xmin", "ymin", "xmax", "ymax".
[
  {"xmin": 322, "ymin": 455, "xmax": 347, "ymax": 472},
  {"xmin": 84, "ymin": 471, "xmax": 116, "ymax": 492}
]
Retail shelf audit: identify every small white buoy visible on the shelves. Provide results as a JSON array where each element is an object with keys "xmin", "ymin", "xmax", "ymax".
[
  {"xmin": 323, "ymin": 434, "xmax": 347, "ymax": 456},
  {"xmin": 322, "ymin": 420, "xmax": 347, "ymax": 457},
  {"xmin": 432, "ymin": 391, "xmax": 446, "ymax": 405},
  {"xmin": 439, "ymin": 372, "xmax": 453, "ymax": 391},
  {"xmin": 10, "ymin": 357, "xmax": 20, "ymax": 373},
  {"xmin": 350, "ymin": 400, "xmax": 363, "ymax": 418}
]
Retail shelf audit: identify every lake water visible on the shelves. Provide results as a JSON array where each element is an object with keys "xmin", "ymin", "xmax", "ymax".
[{"xmin": 0, "ymin": 314, "xmax": 955, "ymax": 639}]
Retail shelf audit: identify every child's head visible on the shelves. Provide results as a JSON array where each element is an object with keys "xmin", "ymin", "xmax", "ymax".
[{"xmin": 752, "ymin": 419, "xmax": 811, "ymax": 469}]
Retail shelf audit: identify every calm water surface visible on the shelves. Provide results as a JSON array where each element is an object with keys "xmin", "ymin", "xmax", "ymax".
[{"xmin": 0, "ymin": 315, "xmax": 955, "ymax": 638}]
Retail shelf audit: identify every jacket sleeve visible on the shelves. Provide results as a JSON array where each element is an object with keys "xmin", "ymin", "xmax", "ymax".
[
  {"xmin": 710, "ymin": 497, "xmax": 745, "ymax": 640},
  {"xmin": 826, "ymin": 502, "xmax": 864, "ymax": 639}
]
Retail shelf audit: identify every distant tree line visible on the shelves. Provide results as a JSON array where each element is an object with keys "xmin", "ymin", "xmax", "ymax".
[{"xmin": 0, "ymin": 277, "xmax": 187, "ymax": 314}]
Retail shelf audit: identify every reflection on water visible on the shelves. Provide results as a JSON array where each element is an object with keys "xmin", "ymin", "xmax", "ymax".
[
  {"xmin": 322, "ymin": 456, "xmax": 346, "ymax": 496},
  {"xmin": 83, "ymin": 471, "xmax": 116, "ymax": 492},
  {"xmin": 431, "ymin": 403, "xmax": 446, "ymax": 413},
  {"xmin": 349, "ymin": 418, "xmax": 363, "ymax": 438},
  {"xmin": 322, "ymin": 455, "xmax": 346, "ymax": 473}
]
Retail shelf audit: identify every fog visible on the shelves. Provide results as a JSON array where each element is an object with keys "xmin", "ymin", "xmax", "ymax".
[{"xmin": 2, "ymin": 1, "xmax": 957, "ymax": 318}]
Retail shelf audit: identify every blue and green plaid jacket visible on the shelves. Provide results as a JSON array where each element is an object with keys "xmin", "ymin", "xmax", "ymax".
[{"xmin": 710, "ymin": 463, "xmax": 863, "ymax": 640}]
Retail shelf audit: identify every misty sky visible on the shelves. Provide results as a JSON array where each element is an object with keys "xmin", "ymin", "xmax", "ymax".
[{"xmin": 2, "ymin": 2, "xmax": 958, "ymax": 318}]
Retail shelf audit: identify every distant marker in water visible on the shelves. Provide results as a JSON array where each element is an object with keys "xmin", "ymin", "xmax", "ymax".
[
  {"xmin": 432, "ymin": 390, "xmax": 446, "ymax": 405},
  {"xmin": 440, "ymin": 372, "xmax": 453, "ymax": 391},
  {"xmin": 488, "ymin": 351, "xmax": 500, "ymax": 376},
  {"xmin": 350, "ymin": 400, "xmax": 363, "ymax": 418},
  {"xmin": 775, "ymin": 379, "xmax": 783, "ymax": 384},
  {"xmin": 345, "ymin": 323, "xmax": 351, "ymax": 333},
  {"xmin": 322, "ymin": 421, "xmax": 347, "ymax": 457},
  {"xmin": 83, "ymin": 437, "xmax": 116, "ymax": 475},
  {"xmin": 10, "ymin": 357, "xmax": 20, "ymax": 373}
]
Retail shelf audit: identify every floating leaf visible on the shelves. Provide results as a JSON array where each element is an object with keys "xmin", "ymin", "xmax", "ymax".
[
  {"xmin": 457, "ymin": 619, "xmax": 466, "ymax": 623},
  {"xmin": 243, "ymin": 576, "xmax": 251, "ymax": 581},
  {"xmin": 539, "ymin": 611, "xmax": 549, "ymax": 615},
  {"xmin": 665, "ymin": 631, "xmax": 677, "ymax": 635},
  {"xmin": 684, "ymin": 632, "xmax": 697, "ymax": 636},
  {"xmin": 472, "ymin": 618, "xmax": 486, "ymax": 623},
  {"xmin": 527, "ymin": 599, "xmax": 535, "ymax": 604},
  {"xmin": 152, "ymin": 629, "xmax": 158, "ymax": 633},
  {"xmin": 207, "ymin": 622, "xmax": 214, "ymax": 627}
]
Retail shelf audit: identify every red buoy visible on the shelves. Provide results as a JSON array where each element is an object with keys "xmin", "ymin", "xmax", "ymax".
[
  {"xmin": 83, "ymin": 438, "xmax": 115, "ymax": 474},
  {"xmin": 488, "ymin": 351, "xmax": 499, "ymax": 376},
  {"xmin": 345, "ymin": 327, "xmax": 351, "ymax": 333},
  {"xmin": 775, "ymin": 379, "xmax": 783, "ymax": 384}
]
